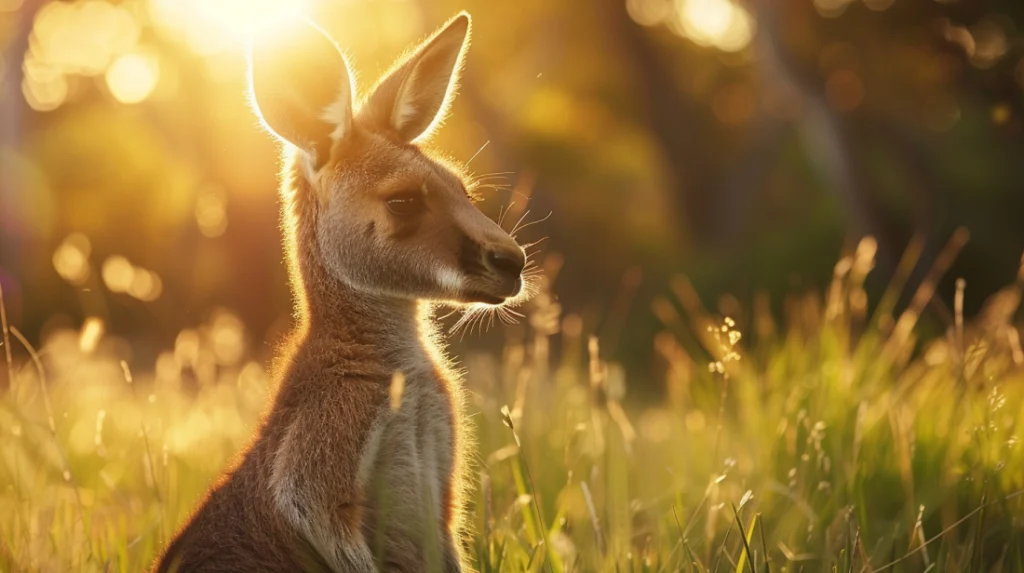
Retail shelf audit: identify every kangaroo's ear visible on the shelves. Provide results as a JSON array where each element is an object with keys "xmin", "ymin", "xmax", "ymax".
[
  {"xmin": 362, "ymin": 13, "xmax": 470, "ymax": 143},
  {"xmin": 249, "ymin": 20, "xmax": 354, "ymax": 166}
]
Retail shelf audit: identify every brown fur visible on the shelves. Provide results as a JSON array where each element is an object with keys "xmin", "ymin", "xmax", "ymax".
[{"xmin": 156, "ymin": 13, "xmax": 526, "ymax": 572}]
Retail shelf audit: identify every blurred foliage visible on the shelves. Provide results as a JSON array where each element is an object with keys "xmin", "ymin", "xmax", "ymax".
[{"xmin": 2, "ymin": 0, "xmax": 1024, "ymax": 377}]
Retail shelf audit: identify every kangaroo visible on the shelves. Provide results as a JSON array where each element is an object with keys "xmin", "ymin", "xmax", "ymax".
[{"xmin": 156, "ymin": 12, "xmax": 527, "ymax": 572}]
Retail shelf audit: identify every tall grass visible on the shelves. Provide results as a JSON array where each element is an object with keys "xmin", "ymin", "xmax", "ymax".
[{"xmin": 2, "ymin": 234, "xmax": 1024, "ymax": 572}]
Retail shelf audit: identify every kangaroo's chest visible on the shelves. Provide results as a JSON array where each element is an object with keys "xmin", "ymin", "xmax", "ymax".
[{"xmin": 362, "ymin": 375, "xmax": 457, "ymax": 535}]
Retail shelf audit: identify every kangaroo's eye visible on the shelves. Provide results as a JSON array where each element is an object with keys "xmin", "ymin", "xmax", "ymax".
[{"xmin": 385, "ymin": 192, "xmax": 425, "ymax": 216}]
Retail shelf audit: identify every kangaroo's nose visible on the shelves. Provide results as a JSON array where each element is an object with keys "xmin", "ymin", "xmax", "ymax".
[{"xmin": 485, "ymin": 247, "xmax": 526, "ymax": 278}]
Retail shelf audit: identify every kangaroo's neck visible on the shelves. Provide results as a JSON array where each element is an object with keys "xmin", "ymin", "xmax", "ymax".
[
  {"xmin": 305, "ymin": 274, "xmax": 424, "ymax": 359},
  {"xmin": 281, "ymin": 158, "xmax": 439, "ymax": 372}
]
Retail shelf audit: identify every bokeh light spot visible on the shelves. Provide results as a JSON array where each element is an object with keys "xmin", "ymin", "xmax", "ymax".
[
  {"xmin": 195, "ymin": 188, "xmax": 228, "ymax": 238},
  {"xmin": 679, "ymin": 0, "xmax": 732, "ymax": 39},
  {"xmin": 626, "ymin": 0, "xmax": 672, "ymax": 27},
  {"xmin": 22, "ymin": 70, "xmax": 67, "ymax": 112},
  {"xmin": 991, "ymin": 103, "xmax": 1012, "ymax": 125},
  {"xmin": 175, "ymin": 329, "xmax": 201, "ymax": 367},
  {"xmin": 639, "ymin": 409, "xmax": 672, "ymax": 443},
  {"xmin": 105, "ymin": 52, "xmax": 159, "ymax": 104},
  {"xmin": 814, "ymin": 0, "xmax": 855, "ymax": 18},
  {"xmin": 79, "ymin": 317, "xmax": 105, "ymax": 354},
  {"xmin": 100, "ymin": 254, "xmax": 163, "ymax": 301},
  {"xmin": 970, "ymin": 19, "xmax": 1008, "ymax": 69},
  {"xmin": 674, "ymin": 0, "xmax": 754, "ymax": 52},
  {"xmin": 128, "ymin": 269, "xmax": 163, "ymax": 301},
  {"xmin": 53, "ymin": 233, "xmax": 92, "ymax": 285},
  {"xmin": 942, "ymin": 21, "xmax": 976, "ymax": 59},
  {"xmin": 102, "ymin": 256, "xmax": 135, "ymax": 293},
  {"xmin": 22, "ymin": 0, "xmax": 142, "ymax": 111},
  {"xmin": 210, "ymin": 310, "xmax": 245, "ymax": 366}
]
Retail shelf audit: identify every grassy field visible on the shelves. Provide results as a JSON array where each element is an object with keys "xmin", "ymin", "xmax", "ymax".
[{"xmin": 2, "ymin": 234, "xmax": 1024, "ymax": 572}]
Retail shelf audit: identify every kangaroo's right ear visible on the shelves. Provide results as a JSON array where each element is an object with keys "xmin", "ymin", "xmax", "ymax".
[{"xmin": 249, "ymin": 20, "xmax": 354, "ymax": 167}]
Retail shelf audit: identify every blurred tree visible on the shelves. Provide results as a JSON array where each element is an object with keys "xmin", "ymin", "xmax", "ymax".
[{"xmin": 1, "ymin": 0, "xmax": 1022, "ymax": 384}]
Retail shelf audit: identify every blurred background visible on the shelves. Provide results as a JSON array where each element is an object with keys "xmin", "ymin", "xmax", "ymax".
[{"xmin": 1, "ymin": 0, "xmax": 1023, "ymax": 392}]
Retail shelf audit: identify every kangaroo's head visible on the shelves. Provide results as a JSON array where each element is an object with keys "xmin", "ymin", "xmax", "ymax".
[{"xmin": 249, "ymin": 13, "xmax": 526, "ymax": 307}]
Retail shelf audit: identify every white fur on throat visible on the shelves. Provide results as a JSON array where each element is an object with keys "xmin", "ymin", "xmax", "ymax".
[{"xmin": 435, "ymin": 267, "xmax": 463, "ymax": 296}]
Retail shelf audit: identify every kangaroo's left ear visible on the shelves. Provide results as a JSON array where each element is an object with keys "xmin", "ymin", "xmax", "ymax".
[{"xmin": 361, "ymin": 13, "xmax": 470, "ymax": 143}]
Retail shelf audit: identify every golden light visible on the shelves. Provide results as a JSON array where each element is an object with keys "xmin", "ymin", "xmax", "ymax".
[
  {"xmin": 678, "ymin": 0, "xmax": 732, "ymax": 40},
  {"xmin": 148, "ymin": 0, "xmax": 310, "ymax": 55},
  {"xmin": 209, "ymin": 310, "xmax": 245, "ymax": 365},
  {"xmin": 101, "ymin": 256, "xmax": 135, "ymax": 293},
  {"xmin": 31, "ymin": 0, "xmax": 138, "ymax": 75},
  {"xmin": 685, "ymin": 410, "xmax": 706, "ymax": 432},
  {"xmin": 238, "ymin": 361, "xmax": 269, "ymax": 391},
  {"xmin": 199, "ymin": 0, "xmax": 309, "ymax": 40},
  {"xmin": 101, "ymin": 253, "xmax": 164, "ymax": 300},
  {"xmin": 52, "ymin": 233, "xmax": 92, "ymax": 285},
  {"xmin": 174, "ymin": 329, "xmax": 201, "ymax": 369},
  {"xmin": 22, "ymin": 65, "xmax": 67, "ymax": 112},
  {"xmin": 128, "ymin": 269, "xmax": 163, "ymax": 301},
  {"xmin": 79, "ymin": 317, "xmax": 105, "ymax": 354},
  {"xmin": 626, "ymin": 0, "xmax": 673, "ymax": 27},
  {"xmin": 23, "ymin": 0, "xmax": 141, "ymax": 111},
  {"xmin": 673, "ymin": 0, "xmax": 755, "ymax": 53},
  {"xmin": 195, "ymin": 189, "xmax": 228, "ymax": 238},
  {"xmin": 105, "ymin": 51, "xmax": 160, "ymax": 104}
]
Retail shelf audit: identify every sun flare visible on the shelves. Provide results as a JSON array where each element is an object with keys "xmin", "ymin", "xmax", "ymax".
[{"xmin": 149, "ymin": 0, "xmax": 310, "ymax": 54}]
